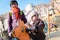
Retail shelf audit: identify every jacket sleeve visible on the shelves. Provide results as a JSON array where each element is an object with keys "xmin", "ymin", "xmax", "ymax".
[
  {"xmin": 21, "ymin": 12, "xmax": 27, "ymax": 23},
  {"xmin": 38, "ymin": 20, "xmax": 45, "ymax": 31},
  {"xmin": 35, "ymin": 19, "xmax": 45, "ymax": 32},
  {"xmin": 7, "ymin": 14, "xmax": 12, "ymax": 33}
]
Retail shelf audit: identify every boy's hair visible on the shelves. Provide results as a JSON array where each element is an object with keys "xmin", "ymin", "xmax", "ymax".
[{"xmin": 10, "ymin": 0, "xmax": 18, "ymax": 7}]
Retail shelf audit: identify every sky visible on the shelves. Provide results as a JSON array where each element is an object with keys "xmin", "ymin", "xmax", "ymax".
[{"xmin": 0, "ymin": 0, "xmax": 50, "ymax": 15}]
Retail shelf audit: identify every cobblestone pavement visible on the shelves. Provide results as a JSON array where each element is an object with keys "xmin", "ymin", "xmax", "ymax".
[{"xmin": 46, "ymin": 28, "xmax": 60, "ymax": 40}]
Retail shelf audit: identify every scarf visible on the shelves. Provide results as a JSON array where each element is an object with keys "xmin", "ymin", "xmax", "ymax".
[{"xmin": 11, "ymin": 6, "xmax": 20, "ymax": 20}]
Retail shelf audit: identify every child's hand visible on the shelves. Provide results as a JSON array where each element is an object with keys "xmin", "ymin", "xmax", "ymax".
[
  {"xmin": 17, "ymin": 19, "xmax": 21, "ymax": 26},
  {"xmin": 8, "ymin": 32, "xmax": 12, "ymax": 37},
  {"xmin": 24, "ymin": 23, "xmax": 31, "ymax": 29}
]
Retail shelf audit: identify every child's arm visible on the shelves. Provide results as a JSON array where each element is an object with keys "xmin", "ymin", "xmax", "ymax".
[{"xmin": 7, "ymin": 13, "xmax": 12, "ymax": 33}]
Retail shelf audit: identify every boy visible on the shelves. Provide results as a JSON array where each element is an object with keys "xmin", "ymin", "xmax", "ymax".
[
  {"xmin": 7, "ymin": 0, "xmax": 27, "ymax": 40},
  {"xmin": 26, "ymin": 12, "xmax": 46, "ymax": 40}
]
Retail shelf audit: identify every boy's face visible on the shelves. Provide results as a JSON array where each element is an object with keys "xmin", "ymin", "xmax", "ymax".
[
  {"xmin": 32, "ymin": 15, "xmax": 38, "ymax": 22},
  {"xmin": 10, "ymin": 3, "xmax": 19, "ymax": 14}
]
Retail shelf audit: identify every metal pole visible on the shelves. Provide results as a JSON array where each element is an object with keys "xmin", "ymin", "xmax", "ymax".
[{"xmin": 47, "ymin": 8, "xmax": 50, "ymax": 35}]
